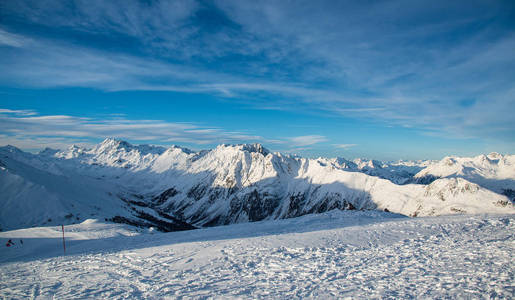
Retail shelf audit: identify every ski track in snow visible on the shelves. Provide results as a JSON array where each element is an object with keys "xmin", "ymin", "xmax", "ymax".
[{"xmin": 1, "ymin": 212, "xmax": 514, "ymax": 299}]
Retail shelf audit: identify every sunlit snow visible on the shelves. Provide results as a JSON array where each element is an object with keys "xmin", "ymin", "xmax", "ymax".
[{"xmin": 1, "ymin": 211, "xmax": 513, "ymax": 298}]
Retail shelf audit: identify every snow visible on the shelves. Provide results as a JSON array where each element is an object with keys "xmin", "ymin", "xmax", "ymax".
[
  {"xmin": 1, "ymin": 211, "xmax": 514, "ymax": 298},
  {"xmin": 1, "ymin": 139, "xmax": 514, "ymax": 231},
  {"xmin": 1, "ymin": 139, "xmax": 513, "ymax": 298},
  {"xmin": 0, "ymin": 148, "xmax": 130, "ymax": 231},
  {"xmin": 415, "ymin": 153, "xmax": 515, "ymax": 195}
]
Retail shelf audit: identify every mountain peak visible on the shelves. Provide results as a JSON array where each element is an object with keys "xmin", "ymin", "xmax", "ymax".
[
  {"xmin": 166, "ymin": 145, "xmax": 194, "ymax": 155},
  {"xmin": 487, "ymin": 152, "xmax": 502, "ymax": 160},
  {"xmin": 93, "ymin": 138, "xmax": 134, "ymax": 154},
  {"xmin": 215, "ymin": 143, "xmax": 270, "ymax": 156},
  {"xmin": 95, "ymin": 138, "xmax": 168, "ymax": 156},
  {"xmin": 39, "ymin": 147, "xmax": 59, "ymax": 156},
  {"xmin": 100, "ymin": 138, "xmax": 132, "ymax": 148},
  {"xmin": 240, "ymin": 143, "xmax": 270, "ymax": 156},
  {"xmin": 0, "ymin": 145, "xmax": 23, "ymax": 156}
]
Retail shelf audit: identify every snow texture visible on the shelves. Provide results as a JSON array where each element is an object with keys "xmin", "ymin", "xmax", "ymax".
[{"xmin": 1, "ymin": 212, "xmax": 514, "ymax": 298}]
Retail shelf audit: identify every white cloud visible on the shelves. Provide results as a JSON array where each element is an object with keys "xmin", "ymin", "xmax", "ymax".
[
  {"xmin": 0, "ymin": 108, "xmax": 37, "ymax": 116},
  {"xmin": 0, "ymin": 134, "xmax": 94, "ymax": 152},
  {"xmin": 333, "ymin": 144, "xmax": 357, "ymax": 149},
  {"xmin": 213, "ymin": 1, "xmax": 515, "ymax": 139},
  {"xmin": 1, "ymin": 1, "xmax": 514, "ymax": 142},
  {"xmin": 0, "ymin": 29, "xmax": 30, "ymax": 47},
  {"xmin": 2, "ymin": 0, "xmax": 198, "ymax": 41},
  {"xmin": 0, "ymin": 108, "xmax": 281, "ymax": 151},
  {"xmin": 289, "ymin": 135, "xmax": 328, "ymax": 147}
]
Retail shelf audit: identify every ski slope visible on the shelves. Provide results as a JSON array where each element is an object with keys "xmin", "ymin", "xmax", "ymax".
[{"xmin": 1, "ymin": 211, "xmax": 514, "ymax": 299}]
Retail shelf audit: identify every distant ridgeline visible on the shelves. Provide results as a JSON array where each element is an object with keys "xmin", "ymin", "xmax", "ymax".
[{"xmin": 0, "ymin": 138, "xmax": 514, "ymax": 231}]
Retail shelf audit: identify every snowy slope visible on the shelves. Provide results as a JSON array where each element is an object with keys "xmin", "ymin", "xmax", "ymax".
[
  {"xmin": 0, "ymin": 144, "xmax": 196, "ymax": 232},
  {"xmin": 0, "ymin": 147, "xmax": 126, "ymax": 231},
  {"xmin": 1, "ymin": 212, "xmax": 514, "ymax": 298},
  {"xmin": 319, "ymin": 157, "xmax": 434, "ymax": 184},
  {"xmin": 415, "ymin": 153, "xmax": 515, "ymax": 199},
  {"xmin": 1, "ymin": 138, "xmax": 514, "ymax": 230}
]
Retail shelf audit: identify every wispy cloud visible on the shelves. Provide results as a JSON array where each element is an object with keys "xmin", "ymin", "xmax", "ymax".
[
  {"xmin": 289, "ymin": 135, "xmax": 328, "ymax": 147},
  {"xmin": 0, "ymin": 108, "xmax": 280, "ymax": 150},
  {"xmin": 0, "ymin": 108, "xmax": 37, "ymax": 116},
  {"xmin": 333, "ymin": 144, "xmax": 357, "ymax": 149},
  {"xmin": 214, "ymin": 1, "xmax": 515, "ymax": 139},
  {"xmin": 0, "ymin": 29, "xmax": 30, "ymax": 47},
  {"xmin": 0, "ymin": 0, "xmax": 514, "ymax": 142},
  {"xmin": 0, "ymin": 135, "xmax": 93, "ymax": 152}
]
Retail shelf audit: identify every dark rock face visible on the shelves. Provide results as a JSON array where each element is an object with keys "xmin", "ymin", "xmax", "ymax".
[
  {"xmin": 241, "ymin": 143, "xmax": 270, "ymax": 156},
  {"xmin": 134, "ymin": 210, "xmax": 196, "ymax": 232},
  {"xmin": 108, "ymin": 209, "xmax": 196, "ymax": 232},
  {"xmin": 108, "ymin": 216, "xmax": 146, "ymax": 228},
  {"xmin": 208, "ymin": 188, "xmax": 225, "ymax": 204},
  {"xmin": 242, "ymin": 190, "xmax": 281, "ymax": 222},
  {"xmin": 307, "ymin": 196, "xmax": 356, "ymax": 215},
  {"xmin": 153, "ymin": 183, "xmax": 366, "ymax": 228},
  {"xmin": 502, "ymin": 189, "xmax": 515, "ymax": 202},
  {"xmin": 114, "ymin": 191, "xmax": 197, "ymax": 232},
  {"xmin": 153, "ymin": 187, "xmax": 179, "ymax": 205},
  {"xmin": 287, "ymin": 192, "xmax": 307, "ymax": 218},
  {"xmin": 187, "ymin": 184, "xmax": 208, "ymax": 201},
  {"xmin": 287, "ymin": 192, "xmax": 356, "ymax": 218},
  {"xmin": 415, "ymin": 175, "xmax": 439, "ymax": 185}
]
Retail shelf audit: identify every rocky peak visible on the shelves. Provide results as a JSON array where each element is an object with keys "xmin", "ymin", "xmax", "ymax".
[
  {"xmin": 39, "ymin": 147, "xmax": 59, "ymax": 156},
  {"xmin": 0, "ymin": 145, "xmax": 23, "ymax": 154},
  {"xmin": 97, "ymin": 138, "xmax": 133, "ymax": 152},
  {"xmin": 215, "ymin": 143, "xmax": 271, "ymax": 156},
  {"xmin": 165, "ymin": 145, "xmax": 194, "ymax": 155},
  {"xmin": 240, "ymin": 143, "xmax": 270, "ymax": 156}
]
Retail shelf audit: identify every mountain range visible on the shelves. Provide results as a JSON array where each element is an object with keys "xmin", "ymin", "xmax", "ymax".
[{"xmin": 1, "ymin": 138, "xmax": 513, "ymax": 231}]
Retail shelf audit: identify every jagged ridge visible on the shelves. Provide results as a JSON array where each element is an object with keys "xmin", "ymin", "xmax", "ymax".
[{"xmin": 0, "ymin": 138, "xmax": 513, "ymax": 230}]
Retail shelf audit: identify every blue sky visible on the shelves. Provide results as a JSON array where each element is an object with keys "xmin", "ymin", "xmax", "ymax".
[{"xmin": 0, "ymin": 0, "xmax": 514, "ymax": 160}]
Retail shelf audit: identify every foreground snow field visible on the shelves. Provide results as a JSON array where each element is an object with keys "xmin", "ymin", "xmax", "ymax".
[{"xmin": 1, "ymin": 211, "xmax": 514, "ymax": 299}]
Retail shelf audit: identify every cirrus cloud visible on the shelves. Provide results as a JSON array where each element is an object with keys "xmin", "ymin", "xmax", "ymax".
[
  {"xmin": 0, "ymin": 108, "xmax": 282, "ymax": 151},
  {"xmin": 0, "ymin": 0, "xmax": 514, "ymax": 147},
  {"xmin": 334, "ymin": 144, "xmax": 357, "ymax": 150}
]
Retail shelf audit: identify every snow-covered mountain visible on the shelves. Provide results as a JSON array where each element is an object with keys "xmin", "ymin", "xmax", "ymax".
[
  {"xmin": 414, "ymin": 153, "xmax": 515, "ymax": 199},
  {"xmin": 0, "ymin": 138, "xmax": 513, "ymax": 231},
  {"xmin": 316, "ymin": 157, "xmax": 434, "ymax": 185}
]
